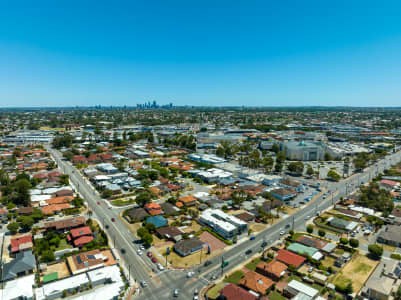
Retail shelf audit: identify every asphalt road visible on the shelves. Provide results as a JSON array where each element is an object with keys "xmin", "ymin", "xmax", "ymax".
[{"xmin": 48, "ymin": 146, "xmax": 401, "ymax": 300}]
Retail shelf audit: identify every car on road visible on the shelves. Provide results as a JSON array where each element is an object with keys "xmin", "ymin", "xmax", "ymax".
[
  {"xmin": 173, "ymin": 289, "xmax": 179, "ymax": 297},
  {"xmin": 210, "ymin": 274, "xmax": 217, "ymax": 280},
  {"xmin": 305, "ymin": 215, "xmax": 310, "ymax": 220},
  {"xmin": 147, "ymin": 252, "xmax": 153, "ymax": 257},
  {"xmin": 140, "ymin": 280, "xmax": 147, "ymax": 287},
  {"xmin": 193, "ymin": 295, "xmax": 199, "ymax": 300},
  {"xmin": 121, "ymin": 248, "xmax": 126, "ymax": 254},
  {"xmin": 249, "ymin": 236, "xmax": 255, "ymax": 240},
  {"xmin": 204, "ymin": 261, "xmax": 212, "ymax": 267},
  {"xmin": 111, "ymin": 218, "xmax": 115, "ymax": 222},
  {"xmin": 245, "ymin": 249, "xmax": 252, "ymax": 255},
  {"xmin": 285, "ymin": 224, "xmax": 290, "ymax": 229},
  {"xmin": 151, "ymin": 257, "xmax": 158, "ymax": 263},
  {"xmin": 279, "ymin": 231, "xmax": 285, "ymax": 236},
  {"xmin": 261, "ymin": 241, "xmax": 267, "ymax": 248},
  {"xmin": 105, "ymin": 224, "xmax": 109, "ymax": 229},
  {"xmin": 187, "ymin": 271, "xmax": 195, "ymax": 278},
  {"xmin": 136, "ymin": 250, "xmax": 142, "ymax": 255}
]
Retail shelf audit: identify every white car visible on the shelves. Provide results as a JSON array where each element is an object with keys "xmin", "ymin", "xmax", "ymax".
[
  {"xmin": 157, "ymin": 263, "xmax": 164, "ymax": 271},
  {"xmin": 139, "ymin": 245, "xmax": 145, "ymax": 250},
  {"xmin": 305, "ymin": 215, "xmax": 310, "ymax": 220},
  {"xmin": 279, "ymin": 231, "xmax": 285, "ymax": 236},
  {"xmin": 137, "ymin": 250, "xmax": 142, "ymax": 255},
  {"xmin": 187, "ymin": 271, "xmax": 195, "ymax": 278}
]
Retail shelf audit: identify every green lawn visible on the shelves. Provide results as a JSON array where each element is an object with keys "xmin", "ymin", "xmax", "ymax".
[
  {"xmin": 112, "ymin": 199, "xmax": 135, "ymax": 206},
  {"xmin": 269, "ymin": 291, "xmax": 286, "ymax": 300},
  {"xmin": 224, "ymin": 270, "xmax": 244, "ymax": 285},
  {"xmin": 245, "ymin": 258, "xmax": 262, "ymax": 271},
  {"xmin": 287, "ymin": 274, "xmax": 302, "ymax": 283},
  {"xmin": 206, "ymin": 283, "xmax": 226, "ymax": 300},
  {"xmin": 55, "ymin": 239, "xmax": 71, "ymax": 251}
]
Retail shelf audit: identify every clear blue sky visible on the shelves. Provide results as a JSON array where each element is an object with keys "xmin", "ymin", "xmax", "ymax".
[{"xmin": 1, "ymin": 0, "xmax": 401, "ymax": 107}]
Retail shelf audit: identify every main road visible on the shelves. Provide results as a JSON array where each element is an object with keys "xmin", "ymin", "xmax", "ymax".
[{"xmin": 48, "ymin": 145, "xmax": 401, "ymax": 300}]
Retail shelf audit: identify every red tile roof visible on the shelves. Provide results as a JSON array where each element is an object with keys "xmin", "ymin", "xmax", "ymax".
[
  {"xmin": 70, "ymin": 226, "xmax": 92, "ymax": 239},
  {"xmin": 11, "ymin": 234, "xmax": 33, "ymax": 253},
  {"xmin": 73, "ymin": 236, "xmax": 94, "ymax": 247},
  {"xmin": 276, "ymin": 249, "xmax": 306, "ymax": 268},
  {"xmin": 220, "ymin": 283, "xmax": 257, "ymax": 300}
]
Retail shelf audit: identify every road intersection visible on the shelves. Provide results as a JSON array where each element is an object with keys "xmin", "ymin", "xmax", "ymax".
[{"xmin": 48, "ymin": 146, "xmax": 401, "ymax": 300}]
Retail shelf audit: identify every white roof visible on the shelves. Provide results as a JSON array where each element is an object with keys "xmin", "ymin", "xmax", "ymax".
[
  {"xmin": 287, "ymin": 280, "xmax": 318, "ymax": 298},
  {"xmin": 0, "ymin": 274, "xmax": 35, "ymax": 300},
  {"xmin": 87, "ymin": 265, "xmax": 122, "ymax": 284},
  {"xmin": 35, "ymin": 273, "xmax": 89, "ymax": 300},
  {"xmin": 31, "ymin": 194, "xmax": 52, "ymax": 202},
  {"xmin": 349, "ymin": 205, "xmax": 375, "ymax": 216},
  {"xmin": 94, "ymin": 175, "xmax": 110, "ymax": 181},
  {"xmin": 70, "ymin": 282, "xmax": 124, "ymax": 300}
]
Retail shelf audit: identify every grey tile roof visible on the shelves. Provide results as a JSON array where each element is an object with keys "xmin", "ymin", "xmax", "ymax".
[{"xmin": 2, "ymin": 251, "xmax": 36, "ymax": 281}]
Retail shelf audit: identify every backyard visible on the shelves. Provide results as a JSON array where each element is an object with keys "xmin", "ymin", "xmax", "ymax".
[{"xmin": 332, "ymin": 255, "xmax": 378, "ymax": 293}]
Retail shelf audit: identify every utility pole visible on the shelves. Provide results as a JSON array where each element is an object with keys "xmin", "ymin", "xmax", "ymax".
[{"xmin": 128, "ymin": 265, "xmax": 131, "ymax": 281}]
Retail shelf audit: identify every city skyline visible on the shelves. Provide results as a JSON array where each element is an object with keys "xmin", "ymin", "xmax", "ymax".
[{"xmin": 1, "ymin": 1, "xmax": 401, "ymax": 107}]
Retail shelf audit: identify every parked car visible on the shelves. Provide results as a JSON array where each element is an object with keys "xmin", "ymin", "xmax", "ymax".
[
  {"xmin": 111, "ymin": 218, "xmax": 115, "ymax": 222},
  {"xmin": 187, "ymin": 271, "xmax": 195, "ymax": 278},
  {"xmin": 137, "ymin": 250, "xmax": 142, "ymax": 255},
  {"xmin": 279, "ymin": 231, "xmax": 285, "ymax": 236},
  {"xmin": 147, "ymin": 252, "xmax": 153, "ymax": 258},
  {"xmin": 157, "ymin": 263, "xmax": 164, "ymax": 271},
  {"xmin": 97, "ymin": 201, "xmax": 100, "ymax": 205},
  {"xmin": 245, "ymin": 249, "xmax": 252, "ymax": 255},
  {"xmin": 140, "ymin": 280, "xmax": 147, "ymax": 287},
  {"xmin": 151, "ymin": 257, "xmax": 158, "ymax": 263},
  {"xmin": 173, "ymin": 289, "xmax": 179, "ymax": 297},
  {"xmin": 204, "ymin": 261, "xmax": 212, "ymax": 267},
  {"xmin": 249, "ymin": 236, "xmax": 255, "ymax": 240}
]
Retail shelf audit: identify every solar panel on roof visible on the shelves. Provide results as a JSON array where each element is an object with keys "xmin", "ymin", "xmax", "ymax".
[
  {"xmin": 394, "ymin": 267, "xmax": 401, "ymax": 277},
  {"xmin": 77, "ymin": 256, "xmax": 82, "ymax": 264},
  {"xmin": 87, "ymin": 255, "xmax": 95, "ymax": 259}
]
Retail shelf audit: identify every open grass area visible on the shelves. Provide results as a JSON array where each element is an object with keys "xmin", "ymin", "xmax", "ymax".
[
  {"xmin": 112, "ymin": 198, "xmax": 135, "ymax": 206},
  {"xmin": 269, "ymin": 291, "xmax": 286, "ymax": 300},
  {"xmin": 245, "ymin": 258, "xmax": 262, "ymax": 271},
  {"xmin": 332, "ymin": 255, "xmax": 378, "ymax": 293},
  {"xmin": 321, "ymin": 256, "xmax": 336, "ymax": 269},
  {"xmin": 55, "ymin": 238, "xmax": 72, "ymax": 251},
  {"xmin": 249, "ymin": 223, "xmax": 267, "ymax": 232},
  {"xmin": 224, "ymin": 270, "xmax": 244, "ymax": 285},
  {"xmin": 207, "ymin": 283, "xmax": 226, "ymax": 300}
]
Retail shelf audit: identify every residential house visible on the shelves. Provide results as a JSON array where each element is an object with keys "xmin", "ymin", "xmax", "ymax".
[
  {"xmin": 275, "ymin": 249, "xmax": 306, "ymax": 269},
  {"xmin": 174, "ymin": 237, "xmax": 205, "ymax": 257},
  {"xmin": 239, "ymin": 271, "xmax": 274, "ymax": 295},
  {"xmin": 327, "ymin": 216, "xmax": 358, "ymax": 232},
  {"xmin": 284, "ymin": 280, "xmax": 319, "ymax": 299},
  {"xmin": 287, "ymin": 243, "xmax": 323, "ymax": 261},
  {"xmin": 279, "ymin": 178, "xmax": 303, "ymax": 192},
  {"xmin": 218, "ymin": 283, "xmax": 257, "ymax": 300},
  {"xmin": 10, "ymin": 234, "xmax": 33, "ymax": 254},
  {"xmin": 67, "ymin": 226, "xmax": 94, "ymax": 248},
  {"xmin": 2, "ymin": 251, "xmax": 36, "ymax": 281},
  {"xmin": 125, "ymin": 208, "xmax": 149, "ymax": 222},
  {"xmin": 44, "ymin": 216, "xmax": 86, "ymax": 232},
  {"xmin": 145, "ymin": 215, "xmax": 168, "ymax": 228},
  {"xmin": 155, "ymin": 226, "xmax": 183, "ymax": 242},
  {"xmin": 160, "ymin": 202, "xmax": 179, "ymax": 215},
  {"xmin": 256, "ymin": 260, "xmax": 287, "ymax": 281},
  {"xmin": 67, "ymin": 249, "xmax": 115, "ymax": 275},
  {"xmin": 144, "ymin": 203, "xmax": 162, "ymax": 216},
  {"xmin": 179, "ymin": 195, "xmax": 197, "ymax": 207}
]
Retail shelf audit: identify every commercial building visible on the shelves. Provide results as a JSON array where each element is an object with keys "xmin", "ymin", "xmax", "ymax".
[
  {"xmin": 199, "ymin": 209, "xmax": 247, "ymax": 240},
  {"xmin": 281, "ymin": 141, "xmax": 326, "ymax": 161}
]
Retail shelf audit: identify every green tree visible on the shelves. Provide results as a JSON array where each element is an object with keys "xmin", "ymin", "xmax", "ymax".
[
  {"xmin": 368, "ymin": 244, "xmax": 383, "ymax": 259},
  {"xmin": 306, "ymin": 165, "xmax": 314, "ymax": 176},
  {"xmin": 59, "ymin": 174, "xmax": 69, "ymax": 186},
  {"xmin": 327, "ymin": 170, "xmax": 341, "ymax": 181},
  {"xmin": 287, "ymin": 162, "xmax": 304, "ymax": 174},
  {"xmin": 135, "ymin": 192, "xmax": 152, "ymax": 207},
  {"xmin": 7, "ymin": 222, "xmax": 20, "ymax": 234},
  {"xmin": 142, "ymin": 233, "xmax": 153, "ymax": 246},
  {"xmin": 41, "ymin": 250, "xmax": 55, "ymax": 262},
  {"xmin": 307, "ymin": 224, "xmax": 314, "ymax": 234},
  {"xmin": 339, "ymin": 238, "xmax": 348, "ymax": 245},
  {"xmin": 318, "ymin": 229, "xmax": 326, "ymax": 237},
  {"xmin": 349, "ymin": 238, "xmax": 359, "ymax": 248},
  {"xmin": 272, "ymin": 143, "xmax": 280, "ymax": 154},
  {"xmin": 19, "ymin": 216, "xmax": 35, "ymax": 231}
]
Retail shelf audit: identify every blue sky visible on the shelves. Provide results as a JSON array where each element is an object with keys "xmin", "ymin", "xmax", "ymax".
[{"xmin": 1, "ymin": 0, "xmax": 401, "ymax": 107}]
